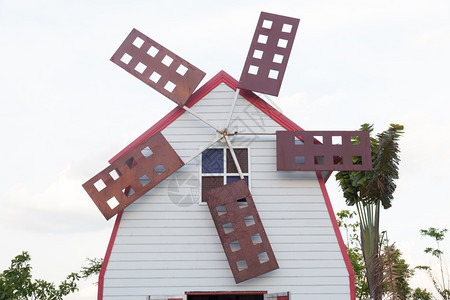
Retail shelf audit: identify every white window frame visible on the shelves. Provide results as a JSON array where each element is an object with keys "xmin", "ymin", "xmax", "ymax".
[{"xmin": 198, "ymin": 147, "xmax": 251, "ymax": 205}]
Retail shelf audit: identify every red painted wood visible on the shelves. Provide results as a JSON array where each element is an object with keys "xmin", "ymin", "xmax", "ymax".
[
  {"xmin": 239, "ymin": 12, "xmax": 300, "ymax": 96},
  {"xmin": 205, "ymin": 179, "xmax": 279, "ymax": 283},
  {"xmin": 276, "ymin": 130, "xmax": 372, "ymax": 171},
  {"xmin": 111, "ymin": 28, "xmax": 206, "ymax": 106},
  {"xmin": 97, "ymin": 211, "xmax": 122, "ymax": 300},
  {"xmin": 83, "ymin": 132, "xmax": 184, "ymax": 220}
]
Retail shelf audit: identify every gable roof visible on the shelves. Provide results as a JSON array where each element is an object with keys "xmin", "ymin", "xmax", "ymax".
[
  {"xmin": 98, "ymin": 70, "xmax": 355, "ymax": 299},
  {"xmin": 109, "ymin": 70, "xmax": 304, "ymax": 164}
]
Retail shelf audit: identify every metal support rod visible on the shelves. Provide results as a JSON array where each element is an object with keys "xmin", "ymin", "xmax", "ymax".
[
  {"xmin": 234, "ymin": 132, "xmax": 276, "ymax": 135},
  {"xmin": 225, "ymin": 88, "xmax": 240, "ymax": 129},
  {"xmin": 183, "ymin": 105, "xmax": 221, "ymax": 132},
  {"xmin": 224, "ymin": 135, "xmax": 244, "ymax": 179},
  {"xmin": 184, "ymin": 135, "xmax": 223, "ymax": 165}
]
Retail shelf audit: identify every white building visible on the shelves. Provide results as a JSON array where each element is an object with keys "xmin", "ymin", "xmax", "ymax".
[{"xmin": 97, "ymin": 71, "xmax": 355, "ymax": 300}]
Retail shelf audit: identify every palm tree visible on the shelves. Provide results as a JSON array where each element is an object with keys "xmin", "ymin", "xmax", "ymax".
[{"xmin": 335, "ymin": 123, "xmax": 404, "ymax": 300}]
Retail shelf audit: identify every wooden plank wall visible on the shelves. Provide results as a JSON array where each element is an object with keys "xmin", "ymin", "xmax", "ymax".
[{"xmin": 102, "ymin": 83, "xmax": 351, "ymax": 300}]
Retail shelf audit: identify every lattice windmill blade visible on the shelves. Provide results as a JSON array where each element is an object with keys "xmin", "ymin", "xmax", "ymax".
[
  {"xmin": 111, "ymin": 28, "xmax": 206, "ymax": 107},
  {"xmin": 204, "ymin": 179, "xmax": 279, "ymax": 283},
  {"xmin": 83, "ymin": 10, "xmax": 370, "ymax": 286},
  {"xmin": 84, "ymin": 29, "xmax": 221, "ymax": 221},
  {"xmin": 83, "ymin": 132, "xmax": 185, "ymax": 220},
  {"xmin": 276, "ymin": 130, "xmax": 373, "ymax": 171},
  {"xmin": 238, "ymin": 12, "xmax": 300, "ymax": 96}
]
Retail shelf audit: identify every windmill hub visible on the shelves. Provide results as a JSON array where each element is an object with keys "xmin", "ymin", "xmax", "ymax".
[{"xmin": 217, "ymin": 128, "xmax": 235, "ymax": 143}]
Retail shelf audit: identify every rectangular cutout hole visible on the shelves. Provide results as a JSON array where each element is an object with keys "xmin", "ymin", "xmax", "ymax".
[
  {"xmin": 141, "ymin": 146, "xmax": 153, "ymax": 158},
  {"xmin": 132, "ymin": 37, "xmax": 144, "ymax": 48},
  {"xmin": 315, "ymin": 155, "xmax": 324, "ymax": 165},
  {"xmin": 244, "ymin": 215, "xmax": 255, "ymax": 227},
  {"xmin": 94, "ymin": 179, "xmax": 107, "ymax": 191},
  {"xmin": 147, "ymin": 46, "xmax": 159, "ymax": 57},
  {"xmin": 251, "ymin": 233, "xmax": 263, "ymax": 245},
  {"xmin": 230, "ymin": 240, "xmax": 241, "ymax": 252},
  {"xmin": 294, "ymin": 136, "xmax": 304, "ymax": 145},
  {"xmin": 176, "ymin": 64, "xmax": 188, "ymax": 76},
  {"xmin": 277, "ymin": 38, "xmax": 288, "ymax": 48},
  {"xmin": 122, "ymin": 186, "xmax": 135, "ymax": 197},
  {"xmin": 262, "ymin": 19, "xmax": 273, "ymax": 29},
  {"xmin": 107, "ymin": 197, "xmax": 120, "ymax": 209},
  {"xmin": 351, "ymin": 136, "xmax": 361, "ymax": 145},
  {"xmin": 120, "ymin": 53, "xmax": 132, "ymax": 64},
  {"xmin": 282, "ymin": 23, "xmax": 293, "ymax": 33},
  {"xmin": 273, "ymin": 54, "xmax": 283, "ymax": 64},
  {"xmin": 161, "ymin": 55, "xmax": 173, "ymax": 67},
  {"xmin": 149, "ymin": 72, "xmax": 161, "ymax": 83},
  {"xmin": 135, "ymin": 62, "xmax": 146, "ymax": 74},
  {"xmin": 125, "ymin": 157, "xmax": 134, "ymax": 169},
  {"xmin": 154, "ymin": 164, "xmax": 166, "ymax": 175},
  {"xmin": 257, "ymin": 34, "xmax": 268, "ymax": 44},
  {"xmin": 332, "ymin": 136, "xmax": 342, "ymax": 145},
  {"xmin": 237, "ymin": 198, "xmax": 248, "ymax": 209},
  {"xmin": 216, "ymin": 205, "xmax": 227, "ymax": 216},
  {"xmin": 268, "ymin": 69, "xmax": 279, "ymax": 79},
  {"xmin": 164, "ymin": 81, "xmax": 176, "ymax": 93},
  {"xmin": 139, "ymin": 174, "xmax": 150, "ymax": 186},
  {"xmin": 314, "ymin": 136, "xmax": 323, "ymax": 143},
  {"xmin": 353, "ymin": 156, "xmax": 362, "ymax": 165},
  {"xmin": 237, "ymin": 259, "xmax": 248, "ymax": 271},
  {"xmin": 257, "ymin": 252, "xmax": 269, "ymax": 264},
  {"xmin": 109, "ymin": 169, "xmax": 120, "ymax": 180},
  {"xmin": 253, "ymin": 49, "xmax": 263, "ymax": 59},
  {"xmin": 295, "ymin": 156, "xmax": 305, "ymax": 164},
  {"xmin": 248, "ymin": 65, "xmax": 259, "ymax": 75},
  {"xmin": 223, "ymin": 222, "xmax": 234, "ymax": 234},
  {"xmin": 334, "ymin": 155, "xmax": 343, "ymax": 165}
]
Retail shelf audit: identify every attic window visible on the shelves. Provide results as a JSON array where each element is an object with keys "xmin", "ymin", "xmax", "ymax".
[{"xmin": 201, "ymin": 148, "xmax": 249, "ymax": 203}]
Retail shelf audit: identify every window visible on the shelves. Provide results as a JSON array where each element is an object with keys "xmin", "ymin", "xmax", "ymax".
[{"xmin": 201, "ymin": 148, "xmax": 249, "ymax": 202}]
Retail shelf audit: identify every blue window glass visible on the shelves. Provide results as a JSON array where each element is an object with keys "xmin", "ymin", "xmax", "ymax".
[
  {"xmin": 226, "ymin": 176, "xmax": 249, "ymax": 185},
  {"xmin": 202, "ymin": 149, "xmax": 224, "ymax": 173}
]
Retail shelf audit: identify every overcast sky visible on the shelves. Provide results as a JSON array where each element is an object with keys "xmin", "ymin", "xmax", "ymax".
[{"xmin": 1, "ymin": 0, "xmax": 449, "ymax": 298}]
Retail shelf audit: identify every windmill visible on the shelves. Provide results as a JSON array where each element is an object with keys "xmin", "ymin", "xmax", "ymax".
[{"xmin": 83, "ymin": 11, "xmax": 371, "ymax": 284}]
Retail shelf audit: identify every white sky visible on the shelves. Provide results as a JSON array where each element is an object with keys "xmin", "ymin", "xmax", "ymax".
[{"xmin": 1, "ymin": 0, "xmax": 449, "ymax": 298}]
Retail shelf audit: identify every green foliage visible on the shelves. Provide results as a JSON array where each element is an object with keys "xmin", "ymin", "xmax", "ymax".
[
  {"xmin": 419, "ymin": 227, "xmax": 449, "ymax": 300},
  {"xmin": 348, "ymin": 246, "xmax": 370, "ymax": 300},
  {"xmin": 335, "ymin": 123, "xmax": 404, "ymax": 300},
  {"xmin": 336, "ymin": 210, "xmax": 369, "ymax": 299},
  {"xmin": 382, "ymin": 243, "xmax": 413, "ymax": 299},
  {"xmin": 336, "ymin": 123, "xmax": 404, "ymax": 209},
  {"xmin": 0, "ymin": 251, "xmax": 103, "ymax": 300},
  {"xmin": 412, "ymin": 288, "xmax": 433, "ymax": 300}
]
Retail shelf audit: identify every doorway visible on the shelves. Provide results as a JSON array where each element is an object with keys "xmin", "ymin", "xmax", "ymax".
[{"xmin": 187, "ymin": 293, "xmax": 264, "ymax": 300}]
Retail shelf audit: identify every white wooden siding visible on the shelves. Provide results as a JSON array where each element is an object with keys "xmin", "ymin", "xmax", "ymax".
[{"xmin": 103, "ymin": 83, "xmax": 351, "ymax": 300}]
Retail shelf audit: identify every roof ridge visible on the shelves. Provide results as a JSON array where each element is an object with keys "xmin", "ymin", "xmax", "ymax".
[{"xmin": 109, "ymin": 70, "xmax": 303, "ymax": 163}]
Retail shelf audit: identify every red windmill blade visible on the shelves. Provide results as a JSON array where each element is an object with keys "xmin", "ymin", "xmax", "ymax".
[
  {"xmin": 238, "ymin": 12, "xmax": 300, "ymax": 96},
  {"xmin": 111, "ymin": 28, "xmax": 206, "ymax": 107},
  {"xmin": 276, "ymin": 130, "xmax": 373, "ymax": 171},
  {"xmin": 204, "ymin": 179, "xmax": 279, "ymax": 283},
  {"xmin": 82, "ymin": 132, "xmax": 184, "ymax": 220}
]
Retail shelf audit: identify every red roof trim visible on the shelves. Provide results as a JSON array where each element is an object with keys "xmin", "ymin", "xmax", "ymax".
[
  {"xmin": 100, "ymin": 71, "xmax": 350, "ymax": 298},
  {"xmin": 317, "ymin": 172, "xmax": 356, "ymax": 300},
  {"xmin": 97, "ymin": 211, "xmax": 122, "ymax": 300}
]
